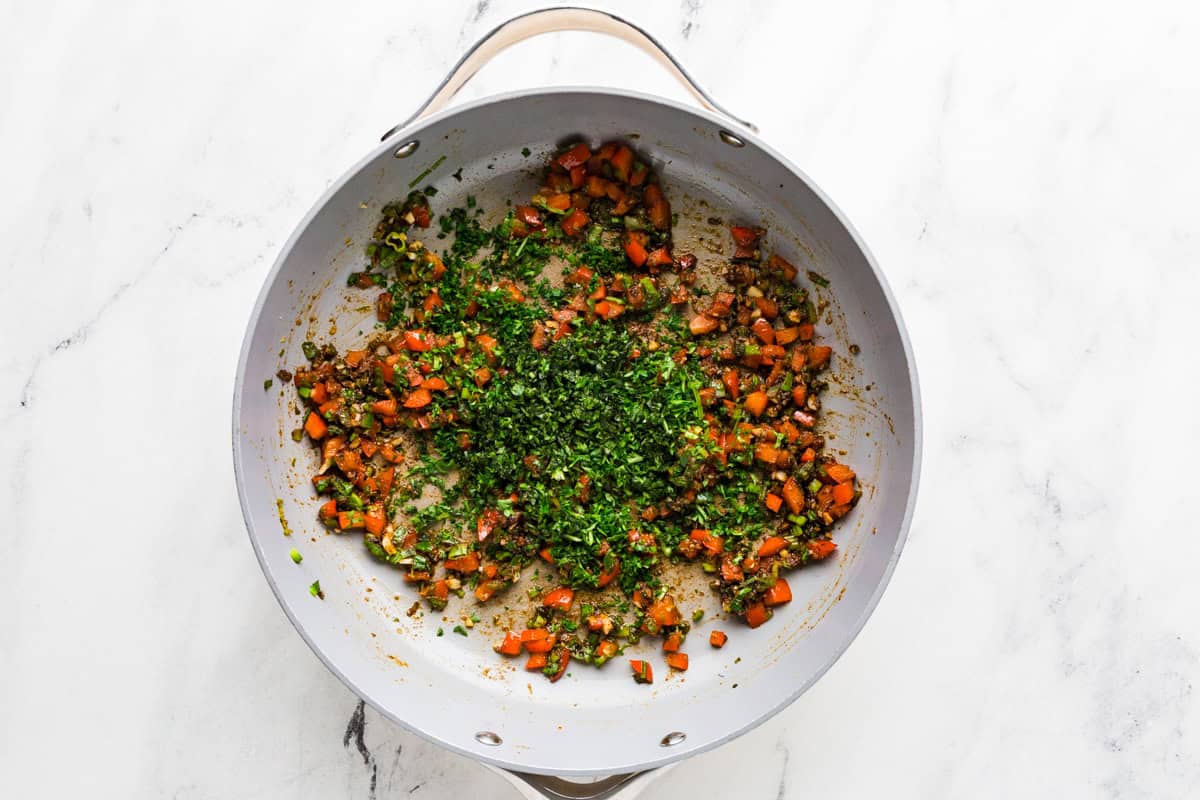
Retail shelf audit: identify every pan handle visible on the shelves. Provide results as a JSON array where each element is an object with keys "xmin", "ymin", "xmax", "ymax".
[
  {"xmin": 380, "ymin": 6, "xmax": 756, "ymax": 141},
  {"xmin": 485, "ymin": 763, "xmax": 674, "ymax": 800}
]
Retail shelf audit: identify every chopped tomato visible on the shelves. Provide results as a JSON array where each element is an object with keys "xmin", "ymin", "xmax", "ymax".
[
  {"xmin": 751, "ymin": 318, "xmax": 775, "ymax": 344},
  {"xmin": 403, "ymin": 388, "xmax": 433, "ymax": 409},
  {"xmin": 403, "ymin": 330, "xmax": 432, "ymax": 352},
  {"xmin": 561, "ymin": 208, "xmax": 590, "ymax": 237},
  {"xmin": 689, "ymin": 314, "xmax": 718, "ymax": 335},
  {"xmin": 304, "ymin": 412, "xmax": 327, "ymax": 440},
  {"xmin": 495, "ymin": 631, "xmax": 522, "ymax": 656},
  {"xmin": 758, "ymin": 536, "xmax": 788, "ymax": 558},
  {"xmin": 744, "ymin": 390, "xmax": 769, "ymax": 417},
  {"xmin": 523, "ymin": 635, "xmax": 556, "ymax": 654},
  {"xmin": 630, "ymin": 659, "xmax": 653, "ymax": 684},
  {"xmin": 744, "ymin": 603, "xmax": 771, "ymax": 628},
  {"xmin": 610, "ymin": 145, "xmax": 634, "ymax": 182},
  {"xmin": 623, "ymin": 233, "xmax": 648, "ymax": 267},
  {"xmin": 722, "ymin": 369, "xmax": 740, "ymax": 400},
  {"xmin": 709, "ymin": 630, "xmax": 728, "ymax": 648},
  {"xmin": 555, "ymin": 142, "xmax": 592, "ymax": 170},
  {"xmin": 808, "ymin": 539, "xmax": 837, "ymax": 560},
  {"xmin": 647, "ymin": 595, "xmax": 682, "ymax": 627},
  {"xmin": 444, "ymin": 553, "xmax": 481, "ymax": 573},
  {"xmin": 689, "ymin": 528, "xmax": 724, "ymax": 556},
  {"xmin": 665, "ymin": 652, "xmax": 689, "ymax": 671},
  {"xmin": 597, "ymin": 559, "xmax": 620, "ymax": 588},
  {"xmin": 781, "ymin": 477, "xmax": 804, "ymax": 514},
  {"xmin": 764, "ymin": 577, "xmax": 792, "ymax": 607},
  {"xmin": 542, "ymin": 587, "xmax": 575, "ymax": 611},
  {"xmin": 548, "ymin": 648, "xmax": 571, "ymax": 682}
]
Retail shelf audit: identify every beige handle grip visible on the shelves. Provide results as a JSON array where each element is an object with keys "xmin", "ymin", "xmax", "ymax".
[{"xmin": 381, "ymin": 6, "xmax": 756, "ymax": 141}]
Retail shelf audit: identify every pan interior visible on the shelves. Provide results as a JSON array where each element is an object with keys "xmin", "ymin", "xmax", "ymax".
[{"xmin": 234, "ymin": 89, "xmax": 918, "ymax": 776}]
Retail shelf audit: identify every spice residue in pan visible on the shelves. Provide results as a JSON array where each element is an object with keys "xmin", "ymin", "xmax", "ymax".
[{"xmin": 281, "ymin": 140, "xmax": 863, "ymax": 686}]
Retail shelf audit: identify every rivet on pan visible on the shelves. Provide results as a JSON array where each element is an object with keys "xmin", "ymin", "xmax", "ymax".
[
  {"xmin": 475, "ymin": 731, "xmax": 502, "ymax": 746},
  {"xmin": 660, "ymin": 731, "xmax": 686, "ymax": 747},
  {"xmin": 718, "ymin": 130, "xmax": 746, "ymax": 148},
  {"xmin": 393, "ymin": 140, "xmax": 420, "ymax": 159}
]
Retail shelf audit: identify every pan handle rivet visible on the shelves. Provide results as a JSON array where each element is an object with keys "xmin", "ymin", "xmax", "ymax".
[
  {"xmin": 718, "ymin": 130, "xmax": 746, "ymax": 148},
  {"xmin": 475, "ymin": 731, "xmax": 502, "ymax": 746},
  {"xmin": 394, "ymin": 140, "xmax": 420, "ymax": 159},
  {"xmin": 660, "ymin": 731, "xmax": 686, "ymax": 747}
]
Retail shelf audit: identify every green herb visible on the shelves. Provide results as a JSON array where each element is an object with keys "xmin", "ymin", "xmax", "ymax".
[
  {"xmin": 436, "ymin": 627, "xmax": 444, "ymax": 636},
  {"xmin": 302, "ymin": 341, "xmax": 318, "ymax": 361},
  {"xmin": 408, "ymin": 155, "xmax": 447, "ymax": 189},
  {"xmin": 263, "ymin": 379, "xmax": 274, "ymax": 391},
  {"xmin": 453, "ymin": 625, "xmax": 469, "ymax": 637},
  {"xmin": 289, "ymin": 548, "xmax": 303, "ymax": 564},
  {"xmin": 309, "ymin": 580, "xmax": 324, "ymax": 599},
  {"xmin": 521, "ymin": 147, "xmax": 531, "ymax": 157},
  {"xmin": 807, "ymin": 270, "xmax": 830, "ymax": 288}
]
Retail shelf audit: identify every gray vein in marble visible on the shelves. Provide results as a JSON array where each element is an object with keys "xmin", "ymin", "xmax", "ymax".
[
  {"xmin": 774, "ymin": 738, "xmax": 790, "ymax": 800},
  {"xmin": 8, "ymin": 212, "xmax": 201, "ymax": 416},
  {"xmin": 681, "ymin": 0, "xmax": 703, "ymax": 38},
  {"xmin": 344, "ymin": 700, "xmax": 379, "ymax": 798}
]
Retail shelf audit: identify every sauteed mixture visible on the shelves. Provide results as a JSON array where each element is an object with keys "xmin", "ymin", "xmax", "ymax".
[{"xmin": 286, "ymin": 141, "xmax": 859, "ymax": 683}]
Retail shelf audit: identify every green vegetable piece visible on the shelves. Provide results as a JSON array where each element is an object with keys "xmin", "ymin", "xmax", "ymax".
[
  {"xmin": 290, "ymin": 549, "xmax": 303, "ymax": 564},
  {"xmin": 309, "ymin": 580, "xmax": 324, "ymax": 599}
]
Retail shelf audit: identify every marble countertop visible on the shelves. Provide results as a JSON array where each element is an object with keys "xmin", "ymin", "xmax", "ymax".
[{"xmin": 4, "ymin": 0, "xmax": 1198, "ymax": 797}]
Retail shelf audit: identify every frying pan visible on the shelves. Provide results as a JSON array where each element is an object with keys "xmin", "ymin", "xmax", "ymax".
[{"xmin": 232, "ymin": 8, "xmax": 921, "ymax": 799}]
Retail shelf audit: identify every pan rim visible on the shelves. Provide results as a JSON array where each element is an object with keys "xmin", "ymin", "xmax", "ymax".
[{"xmin": 232, "ymin": 84, "xmax": 923, "ymax": 777}]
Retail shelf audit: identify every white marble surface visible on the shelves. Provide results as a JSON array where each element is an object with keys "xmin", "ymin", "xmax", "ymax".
[{"xmin": 3, "ymin": 0, "xmax": 1199, "ymax": 797}]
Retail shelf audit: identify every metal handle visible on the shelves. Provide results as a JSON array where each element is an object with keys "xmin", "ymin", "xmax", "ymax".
[
  {"xmin": 381, "ymin": 6, "xmax": 756, "ymax": 141},
  {"xmin": 486, "ymin": 763, "xmax": 674, "ymax": 800}
]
